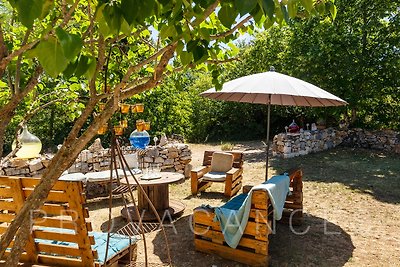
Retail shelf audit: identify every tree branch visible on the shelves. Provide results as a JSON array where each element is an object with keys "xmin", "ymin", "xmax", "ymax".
[
  {"xmin": 192, "ymin": 0, "xmax": 220, "ymax": 27},
  {"xmin": 0, "ymin": 24, "xmax": 8, "ymax": 78},
  {"xmin": 15, "ymin": 29, "xmax": 32, "ymax": 94},
  {"xmin": 0, "ymin": 41, "xmax": 39, "ymax": 74},
  {"xmin": 121, "ymin": 42, "xmax": 177, "ymax": 99},
  {"xmin": 210, "ymin": 15, "xmax": 252, "ymax": 40},
  {"xmin": 59, "ymin": 0, "xmax": 81, "ymax": 28},
  {"xmin": 0, "ymin": 66, "xmax": 43, "ymax": 119},
  {"xmin": 121, "ymin": 42, "xmax": 177, "ymax": 83}
]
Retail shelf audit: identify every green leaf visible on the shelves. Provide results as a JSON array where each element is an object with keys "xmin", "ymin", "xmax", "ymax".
[
  {"xmin": 259, "ymin": 0, "xmax": 275, "ymax": 20},
  {"xmin": 75, "ymin": 55, "xmax": 90, "ymax": 77},
  {"xmin": 287, "ymin": 0, "xmax": 297, "ymax": 18},
  {"xmin": 85, "ymin": 57, "xmax": 97, "ymax": 79},
  {"xmin": 192, "ymin": 45, "xmax": 206, "ymax": 63},
  {"xmin": 180, "ymin": 51, "xmax": 192, "ymax": 65},
  {"xmin": 55, "ymin": 27, "xmax": 83, "ymax": 61},
  {"xmin": 136, "ymin": 0, "xmax": 156, "ymax": 23},
  {"xmin": 218, "ymin": 4, "xmax": 236, "ymax": 28},
  {"xmin": 329, "ymin": 4, "xmax": 337, "ymax": 20},
  {"xmin": 121, "ymin": 0, "xmax": 138, "ymax": 25},
  {"xmin": 15, "ymin": 0, "xmax": 45, "ymax": 28},
  {"xmin": 316, "ymin": 1, "xmax": 325, "ymax": 16},
  {"xmin": 39, "ymin": 0, "xmax": 54, "ymax": 19},
  {"xmin": 234, "ymin": 0, "xmax": 257, "ymax": 16},
  {"xmin": 264, "ymin": 17, "xmax": 274, "ymax": 29},
  {"xmin": 160, "ymin": 24, "xmax": 177, "ymax": 39},
  {"xmin": 36, "ymin": 37, "xmax": 68, "ymax": 77},
  {"xmin": 300, "ymin": 0, "xmax": 313, "ymax": 13},
  {"xmin": 95, "ymin": 5, "xmax": 112, "ymax": 37},
  {"xmin": 0, "ymin": 80, "xmax": 7, "ymax": 88},
  {"xmin": 199, "ymin": 27, "xmax": 210, "ymax": 41},
  {"xmin": 63, "ymin": 60, "xmax": 78, "ymax": 79},
  {"xmin": 103, "ymin": 4, "xmax": 123, "ymax": 33}
]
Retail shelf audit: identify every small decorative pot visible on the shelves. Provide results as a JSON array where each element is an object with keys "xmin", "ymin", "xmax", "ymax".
[
  {"xmin": 135, "ymin": 103, "xmax": 144, "ymax": 113},
  {"xmin": 120, "ymin": 103, "xmax": 130, "ymax": 114},
  {"xmin": 121, "ymin": 119, "xmax": 128, "ymax": 128},
  {"xmin": 136, "ymin": 120, "xmax": 145, "ymax": 131},
  {"xmin": 97, "ymin": 124, "xmax": 108, "ymax": 135},
  {"xmin": 144, "ymin": 121, "xmax": 151, "ymax": 131},
  {"xmin": 114, "ymin": 125, "xmax": 124, "ymax": 135}
]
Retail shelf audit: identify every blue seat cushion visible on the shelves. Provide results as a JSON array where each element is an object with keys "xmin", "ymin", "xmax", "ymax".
[{"xmin": 34, "ymin": 227, "xmax": 137, "ymax": 264}]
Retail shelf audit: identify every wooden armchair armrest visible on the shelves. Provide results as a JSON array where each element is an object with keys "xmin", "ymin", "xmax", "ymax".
[
  {"xmin": 242, "ymin": 185, "xmax": 253, "ymax": 194},
  {"xmin": 226, "ymin": 167, "xmax": 242, "ymax": 181},
  {"xmin": 191, "ymin": 166, "xmax": 211, "ymax": 179}
]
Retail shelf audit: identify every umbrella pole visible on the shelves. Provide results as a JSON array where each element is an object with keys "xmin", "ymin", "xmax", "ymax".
[{"xmin": 265, "ymin": 102, "xmax": 271, "ymax": 181}]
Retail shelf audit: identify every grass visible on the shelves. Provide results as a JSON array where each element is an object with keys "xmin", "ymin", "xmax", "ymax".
[{"xmin": 89, "ymin": 142, "xmax": 400, "ymax": 267}]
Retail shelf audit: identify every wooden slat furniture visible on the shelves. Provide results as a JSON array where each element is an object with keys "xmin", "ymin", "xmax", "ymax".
[
  {"xmin": 0, "ymin": 176, "xmax": 137, "ymax": 267},
  {"xmin": 191, "ymin": 151, "xmax": 244, "ymax": 197},
  {"xmin": 193, "ymin": 168, "xmax": 303, "ymax": 266}
]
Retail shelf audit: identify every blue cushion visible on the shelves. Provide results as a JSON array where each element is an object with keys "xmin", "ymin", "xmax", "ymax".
[{"xmin": 34, "ymin": 227, "xmax": 136, "ymax": 264}]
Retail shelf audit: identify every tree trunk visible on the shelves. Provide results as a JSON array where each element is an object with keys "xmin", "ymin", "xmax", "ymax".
[
  {"xmin": 0, "ymin": 44, "xmax": 176, "ymax": 264},
  {"xmin": 0, "ymin": 97, "xmax": 116, "ymax": 263},
  {"xmin": 0, "ymin": 119, "xmax": 10, "ymax": 157}
]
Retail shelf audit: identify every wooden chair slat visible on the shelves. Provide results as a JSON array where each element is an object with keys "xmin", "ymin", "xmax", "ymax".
[
  {"xmin": 192, "ymin": 151, "xmax": 244, "ymax": 197},
  {"xmin": 193, "ymin": 168, "xmax": 303, "ymax": 266},
  {"xmin": 0, "ymin": 175, "xmax": 137, "ymax": 266}
]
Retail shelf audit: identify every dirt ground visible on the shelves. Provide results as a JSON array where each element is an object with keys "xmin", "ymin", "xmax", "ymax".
[{"xmin": 88, "ymin": 142, "xmax": 400, "ymax": 267}]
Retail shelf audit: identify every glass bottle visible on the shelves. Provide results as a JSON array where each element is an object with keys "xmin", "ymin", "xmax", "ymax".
[
  {"xmin": 129, "ymin": 127, "xmax": 150, "ymax": 149},
  {"xmin": 12, "ymin": 125, "xmax": 42, "ymax": 158}
]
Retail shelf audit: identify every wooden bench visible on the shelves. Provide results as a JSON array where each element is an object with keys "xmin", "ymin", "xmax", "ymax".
[
  {"xmin": 0, "ymin": 176, "xmax": 137, "ymax": 266},
  {"xmin": 193, "ymin": 168, "xmax": 303, "ymax": 266},
  {"xmin": 191, "ymin": 151, "xmax": 244, "ymax": 197}
]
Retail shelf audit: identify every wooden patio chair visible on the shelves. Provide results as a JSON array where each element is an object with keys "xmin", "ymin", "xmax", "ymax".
[
  {"xmin": 191, "ymin": 151, "xmax": 244, "ymax": 197},
  {"xmin": 193, "ymin": 168, "xmax": 303, "ymax": 266},
  {"xmin": 0, "ymin": 176, "xmax": 137, "ymax": 266}
]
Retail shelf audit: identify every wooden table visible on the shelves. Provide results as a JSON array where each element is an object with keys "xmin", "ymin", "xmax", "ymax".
[{"xmin": 120, "ymin": 172, "xmax": 185, "ymax": 221}]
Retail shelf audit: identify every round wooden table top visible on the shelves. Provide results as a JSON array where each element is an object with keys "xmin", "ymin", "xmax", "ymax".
[{"xmin": 119, "ymin": 171, "xmax": 184, "ymax": 186}]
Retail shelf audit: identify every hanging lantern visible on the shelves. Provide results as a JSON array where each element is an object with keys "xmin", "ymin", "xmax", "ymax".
[
  {"xmin": 99, "ymin": 103, "xmax": 106, "ymax": 112},
  {"xmin": 135, "ymin": 103, "xmax": 144, "ymax": 113},
  {"xmin": 97, "ymin": 124, "xmax": 108, "ymax": 135},
  {"xmin": 11, "ymin": 125, "xmax": 42, "ymax": 159},
  {"xmin": 120, "ymin": 103, "xmax": 130, "ymax": 114},
  {"xmin": 120, "ymin": 119, "xmax": 128, "ymax": 128},
  {"xmin": 144, "ymin": 121, "xmax": 151, "ymax": 131},
  {"xmin": 113, "ymin": 125, "xmax": 124, "ymax": 136},
  {"xmin": 135, "ymin": 120, "xmax": 145, "ymax": 131}
]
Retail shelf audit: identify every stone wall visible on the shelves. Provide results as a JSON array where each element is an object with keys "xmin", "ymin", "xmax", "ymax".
[
  {"xmin": 272, "ymin": 128, "xmax": 400, "ymax": 158},
  {"xmin": 341, "ymin": 128, "xmax": 400, "ymax": 153},
  {"xmin": 0, "ymin": 143, "xmax": 192, "ymax": 178},
  {"xmin": 272, "ymin": 128, "xmax": 348, "ymax": 158}
]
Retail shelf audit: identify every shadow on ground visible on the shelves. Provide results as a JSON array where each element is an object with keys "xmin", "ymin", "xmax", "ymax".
[
  {"xmin": 149, "ymin": 213, "xmax": 354, "ymax": 267},
  {"xmin": 235, "ymin": 141, "xmax": 400, "ymax": 204},
  {"xmin": 269, "ymin": 147, "xmax": 400, "ymax": 204}
]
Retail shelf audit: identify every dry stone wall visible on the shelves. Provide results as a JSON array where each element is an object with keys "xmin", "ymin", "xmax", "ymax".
[
  {"xmin": 1, "ymin": 143, "xmax": 192, "ymax": 178},
  {"xmin": 341, "ymin": 128, "xmax": 400, "ymax": 153},
  {"xmin": 273, "ymin": 128, "xmax": 400, "ymax": 158},
  {"xmin": 272, "ymin": 128, "xmax": 347, "ymax": 158}
]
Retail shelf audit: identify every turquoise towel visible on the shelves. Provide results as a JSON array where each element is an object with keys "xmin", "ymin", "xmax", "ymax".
[{"xmin": 214, "ymin": 174, "xmax": 290, "ymax": 248}]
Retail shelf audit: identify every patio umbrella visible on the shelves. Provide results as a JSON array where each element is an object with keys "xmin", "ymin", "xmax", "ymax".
[{"xmin": 200, "ymin": 69, "xmax": 347, "ymax": 180}]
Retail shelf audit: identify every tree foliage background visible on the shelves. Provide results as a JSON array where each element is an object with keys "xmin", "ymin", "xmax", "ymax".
[
  {"xmin": 2, "ymin": 0, "xmax": 398, "ymax": 154},
  {"xmin": 1, "ymin": 0, "xmax": 341, "ymax": 263}
]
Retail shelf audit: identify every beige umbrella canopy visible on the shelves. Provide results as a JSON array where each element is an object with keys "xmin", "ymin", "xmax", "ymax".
[{"xmin": 200, "ymin": 69, "xmax": 347, "ymax": 180}]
